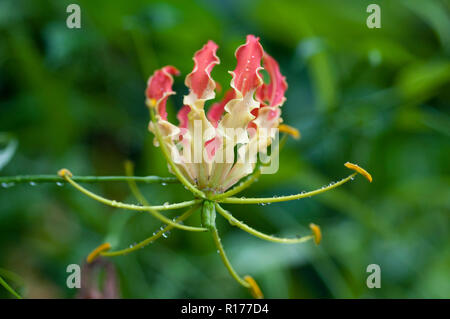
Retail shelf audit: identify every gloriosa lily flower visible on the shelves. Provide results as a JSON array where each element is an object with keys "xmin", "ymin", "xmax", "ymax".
[{"xmin": 55, "ymin": 35, "xmax": 372, "ymax": 298}]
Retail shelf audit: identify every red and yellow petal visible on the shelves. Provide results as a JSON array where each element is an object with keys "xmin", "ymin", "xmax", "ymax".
[
  {"xmin": 256, "ymin": 53, "xmax": 287, "ymax": 107},
  {"xmin": 230, "ymin": 35, "xmax": 264, "ymax": 97},
  {"xmin": 177, "ymin": 105, "xmax": 191, "ymax": 129},
  {"xmin": 146, "ymin": 66, "xmax": 180, "ymax": 120},
  {"xmin": 207, "ymin": 89, "xmax": 235, "ymax": 127}
]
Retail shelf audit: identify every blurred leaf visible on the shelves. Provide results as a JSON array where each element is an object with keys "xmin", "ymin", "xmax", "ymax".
[
  {"xmin": 396, "ymin": 60, "xmax": 450, "ymax": 103},
  {"xmin": 0, "ymin": 274, "xmax": 22, "ymax": 299},
  {"xmin": 401, "ymin": 0, "xmax": 450, "ymax": 52}
]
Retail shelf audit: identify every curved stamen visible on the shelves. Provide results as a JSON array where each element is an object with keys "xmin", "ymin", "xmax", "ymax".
[
  {"xmin": 58, "ymin": 168, "xmax": 201, "ymax": 212},
  {"xmin": 218, "ymin": 173, "xmax": 358, "ymax": 204},
  {"xmin": 215, "ymin": 204, "xmax": 313, "ymax": 244},
  {"xmin": 101, "ymin": 205, "xmax": 200, "ymax": 257},
  {"xmin": 87, "ymin": 243, "xmax": 111, "ymax": 263},
  {"xmin": 244, "ymin": 276, "xmax": 264, "ymax": 299},
  {"xmin": 344, "ymin": 162, "xmax": 372, "ymax": 182},
  {"xmin": 278, "ymin": 124, "xmax": 300, "ymax": 140},
  {"xmin": 309, "ymin": 223, "xmax": 322, "ymax": 245}
]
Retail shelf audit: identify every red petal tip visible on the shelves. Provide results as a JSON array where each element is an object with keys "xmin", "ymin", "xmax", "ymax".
[
  {"xmin": 146, "ymin": 65, "xmax": 180, "ymax": 119},
  {"xmin": 186, "ymin": 40, "xmax": 220, "ymax": 99}
]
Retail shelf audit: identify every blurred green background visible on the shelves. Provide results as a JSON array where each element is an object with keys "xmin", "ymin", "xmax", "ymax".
[{"xmin": 0, "ymin": 0, "xmax": 449, "ymax": 298}]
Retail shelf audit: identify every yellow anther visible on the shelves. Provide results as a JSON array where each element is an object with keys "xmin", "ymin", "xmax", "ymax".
[
  {"xmin": 279, "ymin": 124, "xmax": 300, "ymax": 140},
  {"xmin": 244, "ymin": 275, "xmax": 264, "ymax": 299},
  {"xmin": 309, "ymin": 223, "xmax": 321, "ymax": 245},
  {"xmin": 58, "ymin": 168, "xmax": 73, "ymax": 178},
  {"xmin": 344, "ymin": 162, "xmax": 372, "ymax": 183},
  {"xmin": 86, "ymin": 243, "xmax": 111, "ymax": 263}
]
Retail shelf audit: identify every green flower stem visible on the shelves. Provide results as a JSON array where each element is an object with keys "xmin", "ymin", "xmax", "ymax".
[
  {"xmin": 61, "ymin": 172, "xmax": 201, "ymax": 212},
  {"xmin": 210, "ymin": 221, "xmax": 250, "ymax": 289},
  {"xmin": 0, "ymin": 274, "xmax": 22, "ymax": 299},
  {"xmin": 150, "ymin": 108, "xmax": 206, "ymax": 199},
  {"xmin": 219, "ymin": 173, "xmax": 357, "ymax": 204},
  {"xmin": 0, "ymin": 175, "xmax": 178, "ymax": 185},
  {"xmin": 102, "ymin": 204, "xmax": 201, "ymax": 257},
  {"xmin": 123, "ymin": 161, "xmax": 206, "ymax": 232},
  {"xmin": 215, "ymin": 204, "xmax": 313, "ymax": 244}
]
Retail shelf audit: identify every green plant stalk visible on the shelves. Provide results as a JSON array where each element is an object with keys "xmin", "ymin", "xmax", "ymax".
[
  {"xmin": 210, "ymin": 224, "xmax": 250, "ymax": 289},
  {"xmin": 149, "ymin": 108, "xmax": 206, "ymax": 199},
  {"xmin": 205, "ymin": 200, "xmax": 250, "ymax": 289},
  {"xmin": 201, "ymin": 200, "xmax": 216, "ymax": 230}
]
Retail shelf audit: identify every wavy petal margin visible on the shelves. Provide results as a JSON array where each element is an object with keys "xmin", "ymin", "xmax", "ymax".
[
  {"xmin": 146, "ymin": 66, "xmax": 180, "ymax": 120},
  {"xmin": 256, "ymin": 53, "xmax": 287, "ymax": 107},
  {"xmin": 184, "ymin": 40, "xmax": 220, "ymax": 107},
  {"xmin": 219, "ymin": 35, "xmax": 264, "ymax": 135}
]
